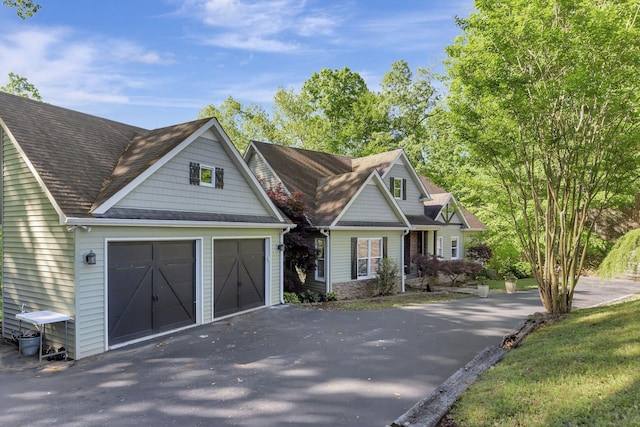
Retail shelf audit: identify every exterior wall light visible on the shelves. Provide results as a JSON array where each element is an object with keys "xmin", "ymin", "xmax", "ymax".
[{"xmin": 85, "ymin": 250, "xmax": 96, "ymax": 265}]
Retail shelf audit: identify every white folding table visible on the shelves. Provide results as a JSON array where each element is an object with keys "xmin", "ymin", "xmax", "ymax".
[{"xmin": 16, "ymin": 310, "xmax": 71, "ymax": 364}]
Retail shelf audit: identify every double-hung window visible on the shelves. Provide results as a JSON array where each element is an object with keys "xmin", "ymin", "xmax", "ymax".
[
  {"xmin": 390, "ymin": 177, "xmax": 406, "ymax": 200},
  {"xmin": 451, "ymin": 236, "xmax": 459, "ymax": 259},
  {"xmin": 437, "ymin": 236, "xmax": 444, "ymax": 258},
  {"xmin": 315, "ymin": 238, "xmax": 325, "ymax": 281},
  {"xmin": 357, "ymin": 238, "xmax": 383, "ymax": 278}
]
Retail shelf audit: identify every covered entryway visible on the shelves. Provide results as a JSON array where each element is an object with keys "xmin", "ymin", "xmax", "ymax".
[
  {"xmin": 214, "ymin": 239, "xmax": 266, "ymax": 318},
  {"xmin": 108, "ymin": 240, "xmax": 196, "ymax": 345}
]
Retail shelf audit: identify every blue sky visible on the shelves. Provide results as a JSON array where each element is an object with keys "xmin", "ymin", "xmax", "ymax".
[{"xmin": 0, "ymin": 0, "xmax": 474, "ymax": 129}]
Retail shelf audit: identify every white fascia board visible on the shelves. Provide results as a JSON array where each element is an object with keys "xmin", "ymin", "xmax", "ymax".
[
  {"xmin": 331, "ymin": 171, "xmax": 411, "ymax": 228},
  {"xmin": 65, "ymin": 216, "xmax": 295, "ymax": 229},
  {"xmin": 0, "ymin": 118, "xmax": 68, "ymax": 225},
  {"xmin": 244, "ymin": 142, "xmax": 291, "ymax": 195},
  {"xmin": 448, "ymin": 194, "xmax": 472, "ymax": 229},
  {"xmin": 380, "ymin": 149, "xmax": 432, "ymax": 201},
  {"xmin": 92, "ymin": 118, "xmax": 218, "ymax": 215},
  {"xmin": 211, "ymin": 128, "xmax": 286, "ymax": 223}
]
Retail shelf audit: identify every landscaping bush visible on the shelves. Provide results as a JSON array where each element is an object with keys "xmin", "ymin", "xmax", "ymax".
[
  {"xmin": 412, "ymin": 254, "xmax": 442, "ymax": 292},
  {"xmin": 325, "ymin": 291, "xmax": 338, "ymax": 301},
  {"xmin": 504, "ymin": 262, "xmax": 532, "ymax": 279},
  {"xmin": 374, "ymin": 258, "xmax": 399, "ymax": 296},
  {"xmin": 299, "ymin": 289, "xmax": 320, "ymax": 303},
  {"xmin": 283, "ymin": 292, "xmax": 300, "ymax": 304}
]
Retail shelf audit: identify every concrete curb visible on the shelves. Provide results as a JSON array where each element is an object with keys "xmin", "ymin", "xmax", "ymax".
[{"xmin": 389, "ymin": 345, "xmax": 506, "ymax": 427}]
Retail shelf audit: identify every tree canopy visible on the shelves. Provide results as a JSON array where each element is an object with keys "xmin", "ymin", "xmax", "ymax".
[
  {"xmin": 445, "ymin": 0, "xmax": 640, "ymax": 313},
  {"xmin": 1, "ymin": 72, "xmax": 42, "ymax": 100},
  {"xmin": 198, "ymin": 61, "xmax": 439, "ymax": 159},
  {"xmin": 2, "ymin": 0, "xmax": 41, "ymax": 19}
]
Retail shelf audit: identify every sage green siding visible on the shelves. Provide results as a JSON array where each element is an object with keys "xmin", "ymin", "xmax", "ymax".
[
  {"xmin": 386, "ymin": 161, "xmax": 426, "ymax": 216},
  {"xmin": 246, "ymin": 150, "xmax": 280, "ymax": 192},
  {"xmin": 2, "ymin": 133, "xmax": 76, "ymax": 357},
  {"xmin": 340, "ymin": 183, "xmax": 402, "ymax": 223},
  {"xmin": 437, "ymin": 225, "xmax": 464, "ymax": 260},
  {"xmin": 328, "ymin": 229, "xmax": 403, "ymax": 283},
  {"xmin": 75, "ymin": 226, "xmax": 282, "ymax": 359},
  {"xmin": 117, "ymin": 132, "xmax": 272, "ymax": 217}
]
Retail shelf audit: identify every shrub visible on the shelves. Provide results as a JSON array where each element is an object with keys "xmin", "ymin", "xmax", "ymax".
[
  {"xmin": 441, "ymin": 259, "xmax": 483, "ymax": 285},
  {"xmin": 325, "ymin": 291, "xmax": 338, "ymax": 301},
  {"xmin": 412, "ymin": 254, "xmax": 442, "ymax": 292},
  {"xmin": 299, "ymin": 289, "xmax": 320, "ymax": 303},
  {"xmin": 505, "ymin": 262, "xmax": 532, "ymax": 279},
  {"xmin": 374, "ymin": 258, "xmax": 400, "ymax": 296},
  {"xmin": 283, "ymin": 292, "xmax": 300, "ymax": 304}
]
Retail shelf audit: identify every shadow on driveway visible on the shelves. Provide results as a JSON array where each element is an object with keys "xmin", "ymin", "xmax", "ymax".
[{"xmin": 3, "ymin": 278, "xmax": 637, "ymax": 427}]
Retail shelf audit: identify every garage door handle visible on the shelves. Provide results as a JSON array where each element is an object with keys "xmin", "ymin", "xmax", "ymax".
[{"xmin": 152, "ymin": 294, "xmax": 159, "ymax": 302}]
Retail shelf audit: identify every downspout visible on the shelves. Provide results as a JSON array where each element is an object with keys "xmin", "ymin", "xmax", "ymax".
[
  {"xmin": 320, "ymin": 229, "xmax": 330, "ymax": 293},
  {"xmin": 402, "ymin": 228, "xmax": 410, "ymax": 293},
  {"xmin": 279, "ymin": 227, "xmax": 291, "ymax": 304}
]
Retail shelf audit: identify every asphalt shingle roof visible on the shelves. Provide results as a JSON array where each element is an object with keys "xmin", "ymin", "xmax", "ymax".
[{"xmin": 0, "ymin": 92, "xmax": 211, "ymax": 219}]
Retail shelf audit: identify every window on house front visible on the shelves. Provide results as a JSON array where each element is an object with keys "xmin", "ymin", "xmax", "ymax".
[
  {"xmin": 315, "ymin": 238, "xmax": 325, "ymax": 281},
  {"xmin": 437, "ymin": 236, "xmax": 444, "ymax": 258},
  {"xmin": 451, "ymin": 236, "xmax": 459, "ymax": 259},
  {"xmin": 357, "ymin": 238, "xmax": 383, "ymax": 278},
  {"xmin": 390, "ymin": 177, "xmax": 407, "ymax": 200},
  {"xmin": 190, "ymin": 162, "xmax": 224, "ymax": 189}
]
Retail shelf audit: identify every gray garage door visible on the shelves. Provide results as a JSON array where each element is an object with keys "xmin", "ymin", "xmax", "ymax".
[
  {"xmin": 214, "ymin": 239, "xmax": 266, "ymax": 318},
  {"xmin": 108, "ymin": 241, "xmax": 196, "ymax": 345}
]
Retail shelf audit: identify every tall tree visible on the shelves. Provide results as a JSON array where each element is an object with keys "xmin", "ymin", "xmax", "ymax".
[
  {"xmin": 446, "ymin": 0, "xmax": 640, "ymax": 314},
  {"xmin": 3, "ymin": 0, "xmax": 41, "ymax": 19},
  {"xmin": 198, "ymin": 96, "xmax": 273, "ymax": 152},
  {"xmin": 1, "ymin": 72, "xmax": 42, "ymax": 100}
]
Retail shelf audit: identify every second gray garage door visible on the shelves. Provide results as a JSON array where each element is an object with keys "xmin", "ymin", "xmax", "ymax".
[{"xmin": 214, "ymin": 239, "xmax": 266, "ymax": 318}]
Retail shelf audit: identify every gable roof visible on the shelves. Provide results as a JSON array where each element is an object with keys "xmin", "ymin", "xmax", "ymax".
[
  {"xmin": 419, "ymin": 176, "xmax": 487, "ymax": 231},
  {"xmin": 0, "ymin": 92, "xmax": 284, "ymax": 225},
  {"xmin": 247, "ymin": 141, "xmax": 413, "ymax": 228}
]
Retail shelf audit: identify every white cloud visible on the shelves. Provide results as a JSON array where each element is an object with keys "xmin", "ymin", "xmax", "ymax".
[
  {"xmin": 0, "ymin": 24, "xmax": 173, "ymax": 107},
  {"xmin": 181, "ymin": 0, "xmax": 344, "ymax": 53}
]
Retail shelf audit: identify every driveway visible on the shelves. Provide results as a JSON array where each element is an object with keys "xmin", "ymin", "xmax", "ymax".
[{"xmin": 1, "ymin": 278, "xmax": 637, "ymax": 427}]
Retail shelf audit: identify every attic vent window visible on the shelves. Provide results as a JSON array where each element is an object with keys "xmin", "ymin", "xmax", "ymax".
[{"xmin": 189, "ymin": 162, "xmax": 224, "ymax": 189}]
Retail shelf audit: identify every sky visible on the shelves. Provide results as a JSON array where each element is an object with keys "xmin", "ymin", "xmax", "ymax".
[{"xmin": 0, "ymin": 0, "xmax": 475, "ymax": 130}]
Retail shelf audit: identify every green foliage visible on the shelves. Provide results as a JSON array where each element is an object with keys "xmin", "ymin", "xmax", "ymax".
[
  {"xmin": 504, "ymin": 262, "xmax": 532, "ymax": 280},
  {"xmin": 3, "ymin": 0, "xmax": 40, "ymax": 19},
  {"xmin": 374, "ymin": 258, "xmax": 399, "ymax": 296},
  {"xmin": 446, "ymin": 0, "xmax": 640, "ymax": 314},
  {"xmin": 298, "ymin": 289, "xmax": 320, "ymax": 304},
  {"xmin": 451, "ymin": 298, "xmax": 640, "ymax": 426},
  {"xmin": 1, "ymin": 72, "xmax": 42, "ymax": 100},
  {"xmin": 325, "ymin": 291, "xmax": 338, "ymax": 302},
  {"xmin": 283, "ymin": 292, "xmax": 300, "ymax": 304},
  {"xmin": 599, "ymin": 228, "xmax": 640, "ymax": 279}
]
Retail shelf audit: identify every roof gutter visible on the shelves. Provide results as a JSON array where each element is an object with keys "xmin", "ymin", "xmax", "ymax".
[{"xmin": 64, "ymin": 217, "xmax": 294, "ymax": 229}]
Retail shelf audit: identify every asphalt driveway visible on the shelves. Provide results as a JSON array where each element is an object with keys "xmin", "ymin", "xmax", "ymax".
[{"xmin": 1, "ymin": 277, "xmax": 637, "ymax": 427}]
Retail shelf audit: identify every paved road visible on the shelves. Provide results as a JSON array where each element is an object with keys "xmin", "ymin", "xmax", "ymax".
[{"xmin": 1, "ymin": 278, "xmax": 637, "ymax": 427}]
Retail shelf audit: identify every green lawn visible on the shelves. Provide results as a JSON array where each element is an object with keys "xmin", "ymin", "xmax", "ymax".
[{"xmin": 449, "ymin": 297, "xmax": 640, "ymax": 426}]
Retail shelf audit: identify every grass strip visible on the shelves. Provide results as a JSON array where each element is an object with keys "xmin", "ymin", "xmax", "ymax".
[{"xmin": 448, "ymin": 297, "xmax": 640, "ymax": 426}]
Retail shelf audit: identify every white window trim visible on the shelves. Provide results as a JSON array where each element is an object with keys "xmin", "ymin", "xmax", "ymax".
[
  {"xmin": 357, "ymin": 237, "xmax": 383, "ymax": 279},
  {"xmin": 451, "ymin": 236, "xmax": 459, "ymax": 260},
  {"xmin": 199, "ymin": 164, "xmax": 215, "ymax": 187},
  {"xmin": 437, "ymin": 236, "xmax": 444, "ymax": 258},
  {"xmin": 315, "ymin": 238, "xmax": 325, "ymax": 282},
  {"xmin": 393, "ymin": 177, "xmax": 403, "ymax": 199}
]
